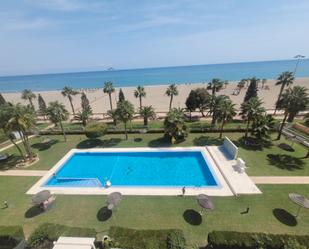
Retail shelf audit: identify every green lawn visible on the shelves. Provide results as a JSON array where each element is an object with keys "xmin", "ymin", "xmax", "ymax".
[
  {"xmin": 0, "ymin": 176, "xmax": 308, "ymax": 246},
  {"xmin": 1, "ymin": 132, "xmax": 308, "ymax": 176}
]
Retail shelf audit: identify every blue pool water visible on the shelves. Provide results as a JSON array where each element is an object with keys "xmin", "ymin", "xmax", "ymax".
[
  {"xmin": 1, "ymin": 59, "xmax": 309, "ymax": 92},
  {"xmin": 44, "ymin": 151, "xmax": 218, "ymax": 188}
]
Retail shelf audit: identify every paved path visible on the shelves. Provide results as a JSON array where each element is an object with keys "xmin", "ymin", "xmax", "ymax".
[
  {"xmin": 0, "ymin": 170, "xmax": 47, "ymax": 176},
  {"xmin": 251, "ymin": 176, "xmax": 309, "ymax": 184}
]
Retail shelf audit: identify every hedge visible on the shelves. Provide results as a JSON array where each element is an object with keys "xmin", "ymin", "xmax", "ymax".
[
  {"xmin": 109, "ymin": 226, "xmax": 186, "ymax": 249},
  {"xmin": 208, "ymin": 231, "xmax": 309, "ymax": 249},
  {"xmin": 0, "ymin": 226, "xmax": 24, "ymax": 249},
  {"xmin": 27, "ymin": 223, "xmax": 96, "ymax": 249}
]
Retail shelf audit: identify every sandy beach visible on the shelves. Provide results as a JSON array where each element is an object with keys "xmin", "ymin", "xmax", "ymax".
[{"xmin": 2, "ymin": 77, "xmax": 309, "ymax": 114}]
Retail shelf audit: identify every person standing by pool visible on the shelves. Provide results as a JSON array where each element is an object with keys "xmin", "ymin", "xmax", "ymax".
[{"xmin": 182, "ymin": 187, "xmax": 186, "ymax": 196}]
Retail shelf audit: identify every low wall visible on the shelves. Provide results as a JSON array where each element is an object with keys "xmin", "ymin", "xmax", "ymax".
[
  {"xmin": 223, "ymin": 137, "xmax": 238, "ymax": 159},
  {"xmin": 293, "ymin": 123, "xmax": 309, "ymax": 135}
]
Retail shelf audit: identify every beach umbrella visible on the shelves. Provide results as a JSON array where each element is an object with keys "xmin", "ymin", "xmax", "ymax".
[
  {"xmin": 196, "ymin": 194, "xmax": 215, "ymax": 213},
  {"xmin": 289, "ymin": 193, "xmax": 309, "ymax": 217},
  {"xmin": 107, "ymin": 192, "xmax": 122, "ymax": 210},
  {"xmin": 32, "ymin": 190, "xmax": 51, "ymax": 205}
]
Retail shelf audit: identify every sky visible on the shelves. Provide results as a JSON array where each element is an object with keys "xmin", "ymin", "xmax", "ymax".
[{"xmin": 0, "ymin": 0, "xmax": 308, "ymax": 76}]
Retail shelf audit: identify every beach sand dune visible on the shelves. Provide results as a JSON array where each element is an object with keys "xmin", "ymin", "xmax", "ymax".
[{"xmin": 2, "ymin": 78, "xmax": 309, "ymax": 114}]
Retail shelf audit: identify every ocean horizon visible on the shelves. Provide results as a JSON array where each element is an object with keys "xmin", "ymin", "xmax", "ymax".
[{"xmin": 0, "ymin": 59, "xmax": 308, "ymax": 92}]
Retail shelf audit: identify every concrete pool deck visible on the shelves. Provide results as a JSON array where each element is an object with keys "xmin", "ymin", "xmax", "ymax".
[{"xmin": 26, "ymin": 147, "xmax": 260, "ymax": 196}]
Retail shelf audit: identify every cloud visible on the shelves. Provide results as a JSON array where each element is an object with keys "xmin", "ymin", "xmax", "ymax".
[{"xmin": 28, "ymin": 0, "xmax": 81, "ymax": 11}]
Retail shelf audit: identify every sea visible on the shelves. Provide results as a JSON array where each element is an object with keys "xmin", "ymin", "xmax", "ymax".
[{"xmin": 0, "ymin": 59, "xmax": 308, "ymax": 92}]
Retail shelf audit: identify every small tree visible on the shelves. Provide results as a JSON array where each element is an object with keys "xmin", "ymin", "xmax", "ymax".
[
  {"xmin": 216, "ymin": 98, "xmax": 236, "ymax": 138},
  {"xmin": 84, "ymin": 122, "xmax": 107, "ymax": 139},
  {"xmin": 185, "ymin": 90, "xmax": 198, "ymax": 121},
  {"xmin": 81, "ymin": 92, "xmax": 92, "ymax": 112},
  {"xmin": 243, "ymin": 77, "xmax": 259, "ymax": 103},
  {"xmin": 134, "ymin": 85, "xmax": 146, "ymax": 109},
  {"xmin": 21, "ymin": 89, "xmax": 36, "ymax": 110},
  {"xmin": 0, "ymin": 93, "xmax": 6, "ymax": 106},
  {"xmin": 46, "ymin": 101, "xmax": 69, "ymax": 142},
  {"xmin": 165, "ymin": 84, "xmax": 179, "ymax": 110},
  {"xmin": 77, "ymin": 92, "xmax": 92, "ymax": 126},
  {"xmin": 103, "ymin": 81, "xmax": 115, "ymax": 110},
  {"xmin": 118, "ymin": 88, "xmax": 125, "ymax": 102},
  {"xmin": 115, "ymin": 100, "xmax": 135, "ymax": 140},
  {"xmin": 194, "ymin": 88, "xmax": 211, "ymax": 116},
  {"xmin": 139, "ymin": 106, "xmax": 156, "ymax": 126},
  {"xmin": 164, "ymin": 108, "xmax": 187, "ymax": 144},
  {"xmin": 37, "ymin": 94, "xmax": 47, "ymax": 119},
  {"xmin": 240, "ymin": 97, "xmax": 265, "ymax": 138},
  {"xmin": 61, "ymin": 86, "xmax": 79, "ymax": 116}
]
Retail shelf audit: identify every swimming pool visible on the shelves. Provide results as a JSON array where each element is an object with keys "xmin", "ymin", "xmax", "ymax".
[{"xmin": 43, "ymin": 149, "xmax": 219, "ymax": 188}]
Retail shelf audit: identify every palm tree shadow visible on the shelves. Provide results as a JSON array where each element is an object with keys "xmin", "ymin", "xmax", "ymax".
[
  {"xmin": 183, "ymin": 209, "xmax": 202, "ymax": 225},
  {"xmin": 0, "ymin": 155, "xmax": 20, "ymax": 170},
  {"xmin": 31, "ymin": 139, "xmax": 59, "ymax": 151},
  {"xmin": 193, "ymin": 136, "xmax": 223, "ymax": 146},
  {"xmin": 278, "ymin": 143, "xmax": 295, "ymax": 152},
  {"xmin": 148, "ymin": 137, "xmax": 172, "ymax": 147},
  {"xmin": 234, "ymin": 137, "xmax": 273, "ymax": 151},
  {"xmin": 97, "ymin": 206, "xmax": 112, "ymax": 222},
  {"xmin": 273, "ymin": 208, "xmax": 297, "ymax": 226},
  {"xmin": 25, "ymin": 206, "xmax": 44, "ymax": 218},
  {"xmin": 267, "ymin": 154, "xmax": 305, "ymax": 171},
  {"xmin": 76, "ymin": 138, "xmax": 121, "ymax": 149}
]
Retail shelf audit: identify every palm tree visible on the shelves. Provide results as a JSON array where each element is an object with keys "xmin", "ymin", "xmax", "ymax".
[
  {"xmin": 139, "ymin": 106, "xmax": 156, "ymax": 126},
  {"xmin": 252, "ymin": 114, "xmax": 275, "ymax": 139},
  {"xmin": 76, "ymin": 108, "xmax": 92, "ymax": 127},
  {"xmin": 46, "ymin": 101, "xmax": 69, "ymax": 142},
  {"xmin": 115, "ymin": 100, "xmax": 134, "ymax": 140},
  {"xmin": 216, "ymin": 98, "xmax": 236, "ymax": 138},
  {"xmin": 6, "ymin": 104, "xmax": 36, "ymax": 160},
  {"xmin": 21, "ymin": 89, "xmax": 36, "ymax": 110},
  {"xmin": 207, "ymin": 78, "xmax": 224, "ymax": 114},
  {"xmin": 277, "ymin": 86, "xmax": 309, "ymax": 140},
  {"xmin": 164, "ymin": 108, "xmax": 187, "ymax": 144},
  {"xmin": 107, "ymin": 109, "xmax": 118, "ymax": 126},
  {"xmin": 134, "ymin": 85, "xmax": 146, "ymax": 110},
  {"xmin": 240, "ymin": 97, "xmax": 265, "ymax": 138},
  {"xmin": 61, "ymin": 86, "xmax": 79, "ymax": 116},
  {"xmin": 274, "ymin": 71, "xmax": 294, "ymax": 115},
  {"xmin": 211, "ymin": 95, "xmax": 230, "ymax": 125},
  {"xmin": 165, "ymin": 84, "xmax": 179, "ymax": 110},
  {"xmin": 0, "ymin": 104, "xmax": 26, "ymax": 160},
  {"xmin": 103, "ymin": 81, "xmax": 115, "ymax": 111}
]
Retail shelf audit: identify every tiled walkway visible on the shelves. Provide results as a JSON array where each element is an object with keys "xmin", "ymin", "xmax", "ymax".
[
  {"xmin": 0, "ymin": 170, "xmax": 47, "ymax": 176},
  {"xmin": 251, "ymin": 176, "xmax": 309, "ymax": 184}
]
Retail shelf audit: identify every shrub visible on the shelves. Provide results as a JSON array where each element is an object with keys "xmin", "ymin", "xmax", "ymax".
[
  {"xmin": 28, "ymin": 223, "xmax": 96, "ymax": 249},
  {"xmin": 109, "ymin": 226, "xmax": 185, "ymax": 249},
  {"xmin": 0, "ymin": 226, "xmax": 24, "ymax": 249},
  {"xmin": 208, "ymin": 231, "xmax": 309, "ymax": 249},
  {"xmin": 167, "ymin": 231, "xmax": 186, "ymax": 249},
  {"xmin": 84, "ymin": 122, "xmax": 107, "ymax": 139}
]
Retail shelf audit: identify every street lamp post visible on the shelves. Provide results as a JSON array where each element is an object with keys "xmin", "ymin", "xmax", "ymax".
[{"xmin": 293, "ymin": 54, "xmax": 305, "ymax": 76}]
